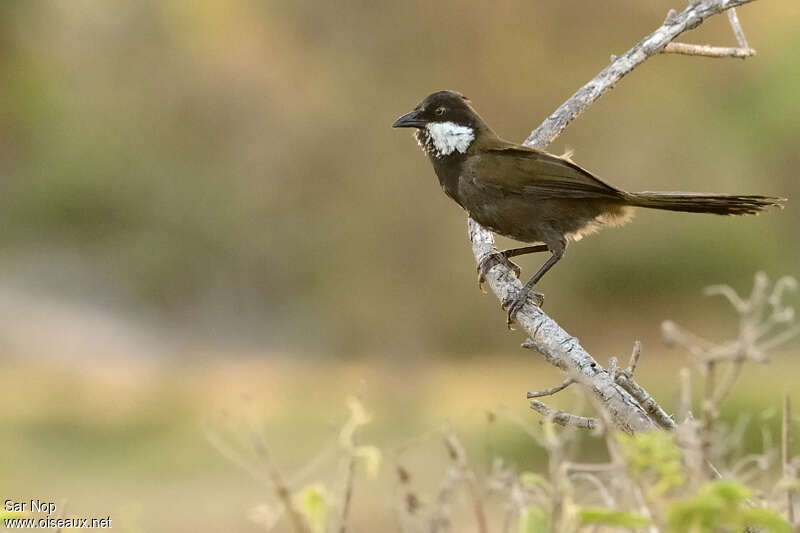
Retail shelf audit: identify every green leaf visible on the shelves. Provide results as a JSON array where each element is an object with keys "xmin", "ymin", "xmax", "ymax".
[
  {"xmin": 518, "ymin": 507, "xmax": 550, "ymax": 533},
  {"xmin": 579, "ymin": 507, "xmax": 651, "ymax": 528},
  {"xmin": 294, "ymin": 483, "xmax": 327, "ymax": 533}
]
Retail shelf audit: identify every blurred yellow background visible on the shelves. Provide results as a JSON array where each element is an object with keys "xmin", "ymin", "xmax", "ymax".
[{"xmin": 0, "ymin": 1, "xmax": 798, "ymax": 531}]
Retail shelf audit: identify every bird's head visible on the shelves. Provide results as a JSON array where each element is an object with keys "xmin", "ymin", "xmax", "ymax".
[{"xmin": 393, "ymin": 90, "xmax": 487, "ymax": 158}]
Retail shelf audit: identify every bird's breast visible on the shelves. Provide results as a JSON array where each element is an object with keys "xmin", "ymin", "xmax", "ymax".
[{"xmin": 430, "ymin": 155, "xmax": 467, "ymax": 205}]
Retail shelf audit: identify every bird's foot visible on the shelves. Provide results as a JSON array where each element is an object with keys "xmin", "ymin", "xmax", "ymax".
[
  {"xmin": 502, "ymin": 286, "xmax": 544, "ymax": 328},
  {"xmin": 477, "ymin": 252, "xmax": 521, "ymax": 293}
]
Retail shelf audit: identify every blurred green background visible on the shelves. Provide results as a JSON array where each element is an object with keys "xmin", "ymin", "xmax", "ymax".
[{"xmin": 0, "ymin": 1, "xmax": 798, "ymax": 531}]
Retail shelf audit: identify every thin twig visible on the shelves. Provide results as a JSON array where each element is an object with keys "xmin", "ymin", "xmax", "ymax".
[
  {"xmin": 662, "ymin": 7, "xmax": 755, "ymax": 58},
  {"xmin": 710, "ymin": 359, "xmax": 745, "ymax": 407},
  {"xmin": 608, "ymin": 357, "xmax": 618, "ymax": 382},
  {"xmin": 529, "ymin": 400, "xmax": 599, "ymax": 430},
  {"xmin": 251, "ymin": 430, "xmax": 312, "ymax": 533},
  {"xmin": 569, "ymin": 472, "xmax": 616, "ymax": 508},
  {"xmin": 339, "ymin": 447, "xmax": 357, "ymax": 533},
  {"xmin": 203, "ymin": 424, "xmax": 271, "ymax": 485},
  {"xmin": 527, "ymin": 379, "xmax": 575, "ymax": 399},
  {"xmin": 430, "ymin": 430, "xmax": 490, "ymax": 533},
  {"xmin": 701, "ymin": 360, "xmax": 718, "ymax": 475},
  {"xmin": 758, "ymin": 324, "xmax": 800, "ymax": 354},
  {"xmin": 627, "ymin": 341, "xmax": 642, "ymax": 376},
  {"xmin": 727, "ymin": 7, "xmax": 750, "ymax": 48},
  {"xmin": 615, "ymin": 374, "xmax": 677, "ymax": 431},
  {"xmin": 564, "ymin": 462, "xmax": 619, "ymax": 473},
  {"xmin": 663, "ymin": 42, "xmax": 755, "ymax": 58},
  {"xmin": 677, "ymin": 368, "xmax": 692, "ymax": 423},
  {"xmin": 783, "ymin": 393, "xmax": 795, "ymax": 525}
]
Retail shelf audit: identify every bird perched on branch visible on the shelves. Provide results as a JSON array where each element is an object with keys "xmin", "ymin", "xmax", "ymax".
[{"xmin": 393, "ymin": 90, "xmax": 785, "ymax": 326}]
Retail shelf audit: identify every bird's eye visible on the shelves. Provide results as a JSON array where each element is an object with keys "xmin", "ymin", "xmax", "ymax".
[{"xmin": 435, "ymin": 107, "xmax": 446, "ymax": 116}]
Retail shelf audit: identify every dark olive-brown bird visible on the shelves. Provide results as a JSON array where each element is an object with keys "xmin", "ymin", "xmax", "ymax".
[{"xmin": 393, "ymin": 90, "xmax": 785, "ymax": 325}]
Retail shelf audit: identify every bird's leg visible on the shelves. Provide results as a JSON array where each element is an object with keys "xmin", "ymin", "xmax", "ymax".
[
  {"xmin": 503, "ymin": 251, "xmax": 562, "ymax": 328},
  {"xmin": 477, "ymin": 245, "xmax": 549, "ymax": 293}
]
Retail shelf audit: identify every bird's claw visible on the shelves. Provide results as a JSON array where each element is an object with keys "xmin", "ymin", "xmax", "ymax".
[
  {"xmin": 502, "ymin": 287, "xmax": 545, "ymax": 328},
  {"xmin": 477, "ymin": 252, "xmax": 521, "ymax": 293}
]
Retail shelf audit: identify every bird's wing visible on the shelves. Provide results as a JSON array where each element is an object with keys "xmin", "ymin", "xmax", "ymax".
[{"xmin": 466, "ymin": 144, "xmax": 626, "ymax": 201}]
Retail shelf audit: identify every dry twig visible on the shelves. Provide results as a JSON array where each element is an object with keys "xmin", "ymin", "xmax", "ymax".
[
  {"xmin": 663, "ymin": 7, "xmax": 756, "ymax": 58},
  {"xmin": 663, "ymin": 273, "xmax": 799, "ymax": 476},
  {"xmin": 783, "ymin": 394, "xmax": 796, "ymax": 525},
  {"xmin": 527, "ymin": 378, "xmax": 575, "ymax": 399},
  {"xmin": 429, "ymin": 429, "xmax": 490, "ymax": 533},
  {"xmin": 529, "ymin": 400, "xmax": 599, "ymax": 431}
]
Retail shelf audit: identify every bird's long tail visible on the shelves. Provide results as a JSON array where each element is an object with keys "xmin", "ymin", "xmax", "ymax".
[{"xmin": 623, "ymin": 191, "xmax": 785, "ymax": 216}]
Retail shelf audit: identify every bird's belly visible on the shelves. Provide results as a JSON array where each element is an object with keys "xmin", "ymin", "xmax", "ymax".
[
  {"xmin": 462, "ymin": 193, "xmax": 630, "ymax": 245},
  {"xmin": 464, "ymin": 196, "xmax": 550, "ymax": 243}
]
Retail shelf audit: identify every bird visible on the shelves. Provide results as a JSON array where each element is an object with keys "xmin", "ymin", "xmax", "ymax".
[{"xmin": 392, "ymin": 90, "xmax": 785, "ymax": 326}]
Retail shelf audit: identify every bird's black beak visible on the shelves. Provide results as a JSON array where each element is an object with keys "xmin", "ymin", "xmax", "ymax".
[{"xmin": 392, "ymin": 109, "xmax": 426, "ymax": 128}]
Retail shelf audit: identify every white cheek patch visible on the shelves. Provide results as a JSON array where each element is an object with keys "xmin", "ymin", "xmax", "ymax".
[{"xmin": 425, "ymin": 122, "xmax": 475, "ymax": 157}]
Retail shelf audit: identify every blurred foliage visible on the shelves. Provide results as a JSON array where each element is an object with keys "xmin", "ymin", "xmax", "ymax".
[
  {"xmin": 0, "ymin": 5, "xmax": 798, "ymax": 532},
  {"xmin": 295, "ymin": 484, "xmax": 327, "ymax": 533},
  {"xmin": 0, "ymin": 1, "xmax": 798, "ymax": 356},
  {"xmin": 0, "ymin": 353, "xmax": 797, "ymax": 532},
  {"xmin": 578, "ymin": 507, "xmax": 651, "ymax": 528},
  {"xmin": 667, "ymin": 481, "xmax": 791, "ymax": 532},
  {"xmin": 617, "ymin": 431, "xmax": 685, "ymax": 497},
  {"xmin": 519, "ymin": 506, "xmax": 550, "ymax": 533}
]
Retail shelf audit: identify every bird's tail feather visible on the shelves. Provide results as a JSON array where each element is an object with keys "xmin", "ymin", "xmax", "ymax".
[{"xmin": 624, "ymin": 191, "xmax": 785, "ymax": 216}]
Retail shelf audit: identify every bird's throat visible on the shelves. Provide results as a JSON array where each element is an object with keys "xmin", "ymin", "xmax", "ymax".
[{"xmin": 415, "ymin": 122, "xmax": 475, "ymax": 158}]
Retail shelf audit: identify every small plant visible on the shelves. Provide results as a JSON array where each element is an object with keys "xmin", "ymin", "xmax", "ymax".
[
  {"xmin": 209, "ymin": 275, "xmax": 798, "ymax": 532},
  {"xmin": 205, "ymin": 395, "xmax": 380, "ymax": 533}
]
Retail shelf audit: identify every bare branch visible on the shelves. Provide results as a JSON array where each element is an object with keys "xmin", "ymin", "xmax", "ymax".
[
  {"xmin": 677, "ymin": 368, "xmax": 693, "ymax": 423},
  {"xmin": 705, "ymin": 283, "xmax": 751, "ymax": 313},
  {"xmin": 758, "ymin": 324, "xmax": 800, "ymax": 354},
  {"xmin": 665, "ymin": 7, "xmax": 757, "ymax": 60},
  {"xmin": 569, "ymin": 472, "xmax": 616, "ymax": 508},
  {"xmin": 251, "ymin": 430, "xmax": 313, "ymax": 533},
  {"xmin": 615, "ymin": 374, "xmax": 677, "ymax": 431},
  {"xmin": 529, "ymin": 400, "xmax": 599, "ymax": 431},
  {"xmin": 476, "ymin": 230, "xmax": 654, "ymax": 433},
  {"xmin": 728, "ymin": 7, "xmax": 750, "ymax": 48},
  {"xmin": 338, "ymin": 447, "xmax": 357, "ymax": 533},
  {"xmin": 527, "ymin": 379, "xmax": 575, "ymax": 399},
  {"xmin": 663, "ymin": 42, "xmax": 755, "ymax": 58},
  {"xmin": 469, "ymin": 0, "xmax": 763, "ymax": 433},
  {"xmin": 710, "ymin": 359, "xmax": 745, "ymax": 407},
  {"xmin": 523, "ymin": 0, "xmax": 756, "ymax": 149},
  {"xmin": 608, "ymin": 357, "xmax": 619, "ymax": 382},
  {"xmin": 783, "ymin": 393, "xmax": 796, "ymax": 525},
  {"xmin": 430, "ymin": 429, "xmax": 490, "ymax": 533},
  {"xmin": 627, "ymin": 340, "xmax": 642, "ymax": 376}
]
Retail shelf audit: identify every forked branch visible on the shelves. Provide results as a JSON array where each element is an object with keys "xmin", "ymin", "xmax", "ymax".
[
  {"xmin": 468, "ymin": 0, "xmax": 760, "ymax": 432},
  {"xmin": 663, "ymin": 8, "xmax": 756, "ymax": 58}
]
